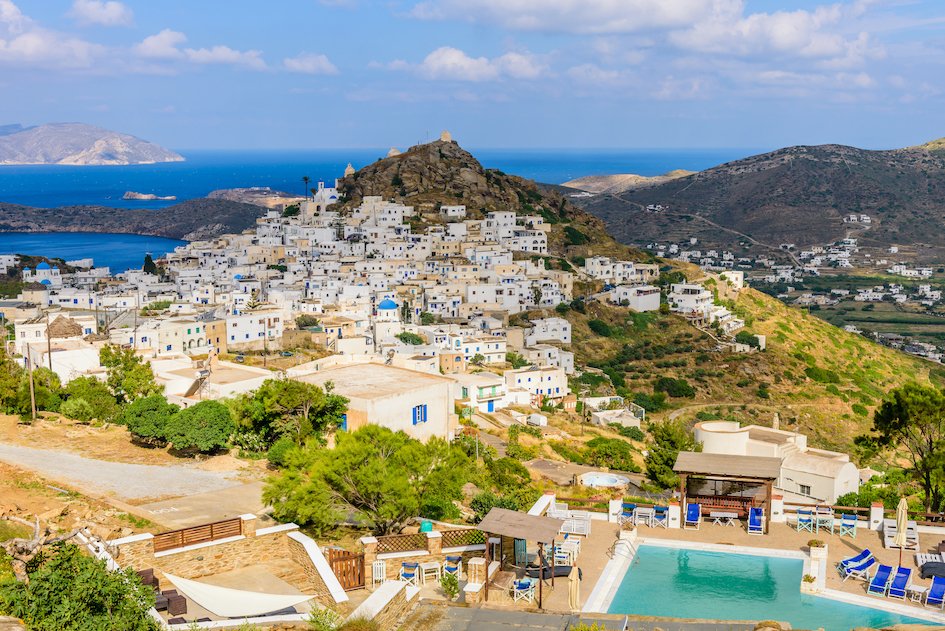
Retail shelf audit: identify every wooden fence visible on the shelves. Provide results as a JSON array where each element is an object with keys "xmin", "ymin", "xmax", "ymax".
[
  {"xmin": 325, "ymin": 548, "xmax": 365, "ymax": 591},
  {"xmin": 375, "ymin": 532, "xmax": 428, "ymax": 554},
  {"xmin": 152, "ymin": 518, "xmax": 243, "ymax": 553},
  {"xmin": 440, "ymin": 528, "xmax": 485, "ymax": 549}
]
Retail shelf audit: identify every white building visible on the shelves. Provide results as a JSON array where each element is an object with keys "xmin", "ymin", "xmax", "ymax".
[
  {"xmin": 505, "ymin": 365, "xmax": 569, "ymax": 404},
  {"xmin": 694, "ymin": 421, "xmax": 860, "ymax": 504},
  {"xmin": 610, "ymin": 285, "xmax": 660, "ymax": 312}
]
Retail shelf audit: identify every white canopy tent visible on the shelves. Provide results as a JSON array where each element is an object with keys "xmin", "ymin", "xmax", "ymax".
[{"xmin": 163, "ymin": 573, "xmax": 315, "ymax": 618}]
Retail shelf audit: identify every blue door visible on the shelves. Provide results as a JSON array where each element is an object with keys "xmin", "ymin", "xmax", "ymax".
[{"xmin": 487, "ymin": 400, "xmax": 494, "ymax": 412}]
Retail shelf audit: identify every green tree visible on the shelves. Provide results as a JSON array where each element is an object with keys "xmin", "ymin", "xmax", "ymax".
[
  {"xmin": 470, "ymin": 491, "xmax": 519, "ymax": 522},
  {"xmin": 264, "ymin": 425, "xmax": 470, "ymax": 535},
  {"xmin": 471, "ymin": 354, "xmax": 486, "ymax": 366},
  {"xmin": 165, "ymin": 400, "xmax": 234, "ymax": 453},
  {"xmin": 99, "ymin": 346, "xmax": 160, "ymax": 404},
  {"xmin": 505, "ymin": 352, "xmax": 528, "ymax": 369},
  {"xmin": 302, "ymin": 175, "xmax": 311, "ymax": 198},
  {"xmin": 142, "ymin": 254, "xmax": 158, "ymax": 275},
  {"xmin": 734, "ymin": 331, "xmax": 760, "ymax": 348},
  {"xmin": 395, "ymin": 332, "xmax": 424, "ymax": 345},
  {"xmin": 121, "ymin": 394, "xmax": 179, "ymax": 446},
  {"xmin": 654, "ymin": 377, "xmax": 695, "ymax": 398},
  {"xmin": 645, "ymin": 420, "xmax": 700, "ymax": 489},
  {"xmin": 588, "ymin": 319, "xmax": 612, "ymax": 337},
  {"xmin": 0, "ymin": 347, "xmax": 23, "ymax": 413},
  {"xmin": 236, "ymin": 379, "xmax": 348, "ymax": 445},
  {"xmin": 0, "ymin": 543, "xmax": 158, "ymax": 631},
  {"xmin": 296, "ymin": 314, "xmax": 320, "ymax": 329},
  {"xmin": 419, "ymin": 312, "xmax": 436, "ymax": 326},
  {"xmin": 17, "ymin": 367, "xmax": 61, "ymax": 415},
  {"xmin": 864, "ymin": 383, "xmax": 945, "ymax": 511},
  {"xmin": 63, "ymin": 376, "xmax": 118, "ymax": 423}
]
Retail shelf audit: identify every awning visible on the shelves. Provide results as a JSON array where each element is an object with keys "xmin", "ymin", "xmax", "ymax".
[
  {"xmin": 163, "ymin": 573, "xmax": 315, "ymax": 618},
  {"xmin": 477, "ymin": 507, "xmax": 564, "ymax": 545},
  {"xmin": 673, "ymin": 451, "xmax": 781, "ymax": 481}
]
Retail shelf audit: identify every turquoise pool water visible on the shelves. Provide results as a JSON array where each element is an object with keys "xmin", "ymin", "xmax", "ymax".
[{"xmin": 607, "ymin": 545, "xmax": 933, "ymax": 630}]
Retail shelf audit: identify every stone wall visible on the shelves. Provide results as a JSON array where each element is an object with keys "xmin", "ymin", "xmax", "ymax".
[
  {"xmin": 370, "ymin": 586, "xmax": 411, "ymax": 631},
  {"xmin": 361, "ymin": 531, "xmax": 487, "ymax": 583},
  {"xmin": 287, "ymin": 534, "xmax": 332, "ymax": 600}
]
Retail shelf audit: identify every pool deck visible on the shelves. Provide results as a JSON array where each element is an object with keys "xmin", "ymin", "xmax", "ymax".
[{"xmin": 581, "ymin": 519, "xmax": 945, "ymax": 624}]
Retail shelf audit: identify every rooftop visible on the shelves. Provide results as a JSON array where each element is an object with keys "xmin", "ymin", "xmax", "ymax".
[
  {"xmin": 295, "ymin": 362, "xmax": 452, "ymax": 399},
  {"xmin": 674, "ymin": 451, "xmax": 781, "ymax": 480}
]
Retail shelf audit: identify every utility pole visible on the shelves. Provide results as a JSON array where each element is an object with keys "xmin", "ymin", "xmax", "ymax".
[
  {"xmin": 26, "ymin": 350, "xmax": 37, "ymax": 423},
  {"xmin": 44, "ymin": 311, "xmax": 52, "ymax": 371}
]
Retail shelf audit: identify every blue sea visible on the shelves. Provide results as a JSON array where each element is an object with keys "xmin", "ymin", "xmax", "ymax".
[{"xmin": 0, "ymin": 148, "xmax": 756, "ymax": 272}]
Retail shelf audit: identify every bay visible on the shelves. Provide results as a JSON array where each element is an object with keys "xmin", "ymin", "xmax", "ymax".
[
  {"xmin": 0, "ymin": 232, "xmax": 187, "ymax": 273},
  {"xmin": 0, "ymin": 148, "xmax": 757, "ymax": 210}
]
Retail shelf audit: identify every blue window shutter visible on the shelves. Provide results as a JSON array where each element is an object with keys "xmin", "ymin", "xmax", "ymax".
[
  {"xmin": 422, "ymin": 404, "xmax": 428, "ymax": 423},
  {"xmin": 412, "ymin": 406, "xmax": 418, "ymax": 425},
  {"xmin": 340, "ymin": 414, "xmax": 347, "ymax": 431}
]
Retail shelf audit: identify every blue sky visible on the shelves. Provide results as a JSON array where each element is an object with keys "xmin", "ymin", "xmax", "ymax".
[{"xmin": 0, "ymin": 0, "xmax": 943, "ymax": 150}]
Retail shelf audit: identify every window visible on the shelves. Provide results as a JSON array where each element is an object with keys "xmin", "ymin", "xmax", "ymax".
[
  {"xmin": 799, "ymin": 484, "xmax": 811, "ymax": 496},
  {"xmin": 412, "ymin": 404, "xmax": 428, "ymax": 425}
]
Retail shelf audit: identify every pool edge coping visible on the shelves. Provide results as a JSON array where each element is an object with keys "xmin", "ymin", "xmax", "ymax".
[{"xmin": 584, "ymin": 535, "xmax": 945, "ymax": 625}]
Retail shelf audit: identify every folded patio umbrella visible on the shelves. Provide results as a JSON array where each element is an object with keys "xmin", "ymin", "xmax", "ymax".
[
  {"xmin": 163, "ymin": 573, "xmax": 315, "ymax": 618},
  {"xmin": 894, "ymin": 498, "xmax": 909, "ymax": 565}
]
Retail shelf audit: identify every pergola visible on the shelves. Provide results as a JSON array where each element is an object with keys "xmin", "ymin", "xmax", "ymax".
[
  {"xmin": 477, "ymin": 507, "xmax": 564, "ymax": 608},
  {"xmin": 673, "ymin": 451, "xmax": 781, "ymax": 530}
]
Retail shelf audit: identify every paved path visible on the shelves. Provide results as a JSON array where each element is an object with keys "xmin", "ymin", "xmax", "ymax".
[{"xmin": 0, "ymin": 443, "xmax": 242, "ymax": 501}]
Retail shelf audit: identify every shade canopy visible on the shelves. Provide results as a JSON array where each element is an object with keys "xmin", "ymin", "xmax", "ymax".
[
  {"xmin": 674, "ymin": 451, "xmax": 781, "ymax": 481},
  {"xmin": 163, "ymin": 573, "xmax": 314, "ymax": 618},
  {"xmin": 477, "ymin": 507, "xmax": 564, "ymax": 545}
]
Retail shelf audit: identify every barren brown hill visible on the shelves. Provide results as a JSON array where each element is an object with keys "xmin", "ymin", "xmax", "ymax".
[{"xmin": 578, "ymin": 139, "xmax": 945, "ymax": 260}]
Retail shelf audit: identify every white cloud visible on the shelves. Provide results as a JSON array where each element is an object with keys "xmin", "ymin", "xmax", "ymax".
[
  {"xmin": 406, "ymin": 46, "xmax": 545, "ymax": 81},
  {"xmin": 419, "ymin": 47, "xmax": 498, "ymax": 81},
  {"xmin": 0, "ymin": 0, "xmax": 103, "ymax": 68},
  {"xmin": 412, "ymin": 0, "xmax": 739, "ymax": 34},
  {"xmin": 283, "ymin": 52, "xmax": 338, "ymax": 75},
  {"xmin": 69, "ymin": 0, "xmax": 132, "ymax": 27},
  {"xmin": 185, "ymin": 45, "xmax": 267, "ymax": 70},
  {"xmin": 566, "ymin": 63, "xmax": 621, "ymax": 84},
  {"xmin": 133, "ymin": 29, "xmax": 186, "ymax": 60}
]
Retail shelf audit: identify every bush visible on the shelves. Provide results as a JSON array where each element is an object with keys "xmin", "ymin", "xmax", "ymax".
[
  {"xmin": 564, "ymin": 226, "xmax": 589, "ymax": 246},
  {"xmin": 851, "ymin": 403, "xmax": 868, "ymax": 416},
  {"xmin": 267, "ymin": 436, "xmax": 296, "ymax": 468},
  {"xmin": 471, "ymin": 491, "xmax": 519, "ymax": 522},
  {"xmin": 735, "ymin": 331, "xmax": 761, "ymax": 348},
  {"xmin": 121, "ymin": 394, "xmax": 179, "ymax": 446},
  {"xmin": 654, "ymin": 377, "xmax": 695, "ymax": 398},
  {"xmin": 63, "ymin": 376, "xmax": 118, "ymax": 423},
  {"xmin": 633, "ymin": 391, "xmax": 667, "ymax": 412},
  {"xmin": 440, "ymin": 571, "xmax": 459, "ymax": 600},
  {"xmin": 60, "ymin": 397, "xmax": 94, "ymax": 423},
  {"xmin": 165, "ymin": 400, "xmax": 235, "ymax": 453},
  {"xmin": 396, "ymin": 331, "xmax": 424, "ymax": 345},
  {"xmin": 307, "ymin": 608, "xmax": 342, "ymax": 631},
  {"xmin": 296, "ymin": 314, "xmax": 320, "ymax": 328},
  {"xmin": 609, "ymin": 423, "xmax": 645, "ymax": 441},
  {"xmin": 805, "ymin": 366, "xmax": 840, "ymax": 384},
  {"xmin": 588, "ymin": 319, "xmax": 613, "ymax": 337}
]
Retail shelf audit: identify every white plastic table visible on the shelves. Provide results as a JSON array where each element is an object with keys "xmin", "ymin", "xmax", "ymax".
[
  {"xmin": 711, "ymin": 511, "xmax": 739, "ymax": 526},
  {"xmin": 909, "ymin": 585, "xmax": 928, "ymax": 603},
  {"xmin": 420, "ymin": 561, "xmax": 441, "ymax": 585},
  {"xmin": 633, "ymin": 507, "xmax": 655, "ymax": 527}
]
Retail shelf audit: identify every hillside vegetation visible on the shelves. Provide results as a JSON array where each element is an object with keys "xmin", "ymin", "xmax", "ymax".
[{"xmin": 541, "ymin": 286, "xmax": 942, "ymax": 453}]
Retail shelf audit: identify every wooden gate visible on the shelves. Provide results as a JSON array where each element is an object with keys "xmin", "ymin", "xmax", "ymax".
[{"xmin": 326, "ymin": 548, "xmax": 365, "ymax": 591}]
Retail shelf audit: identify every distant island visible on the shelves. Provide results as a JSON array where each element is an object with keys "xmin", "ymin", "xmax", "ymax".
[
  {"xmin": 123, "ymin": 191, "xmax": 177, "ymax": 201},
  {"xmin": 0, "ymin": 122, "xmax": 184, "ymax": 166}
]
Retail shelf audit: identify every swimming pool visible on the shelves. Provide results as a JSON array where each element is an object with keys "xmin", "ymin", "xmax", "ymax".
[
  {"xmin": 580, "ymin": 472, "xmax": 630, "ymax": 488},
  {"xmin": 606, "ymin": 545, "xmax": 933, "ymax": 630}
]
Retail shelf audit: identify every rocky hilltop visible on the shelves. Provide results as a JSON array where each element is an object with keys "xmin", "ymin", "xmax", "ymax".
[
  {"xmin": 0, "ymin": 198, "xmax": 265, "ymax": 241},
  {"xmin": 0, "ymin": 123, "xmax": 183, "ymax": 166},
  {"xmin": 578, "ymin": 138, "xmax": 945, "ymax": 260},
  {"xmin": 339, "ymin": 136, "xmax": 642, "ymax": 260}
]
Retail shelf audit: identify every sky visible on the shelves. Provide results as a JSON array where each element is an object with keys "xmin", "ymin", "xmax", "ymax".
[{"xmin": 0, "ymin": 0, "xmax": 943, "ymax": 150}]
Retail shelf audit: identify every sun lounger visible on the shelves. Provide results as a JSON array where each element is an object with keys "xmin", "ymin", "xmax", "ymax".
[
  {"xmin": 748, "ymin": 507, "xmax": 764, "ymax": 535},
  {"xmin": 526, "ymin": 564, "xmax": 581, "ymax": 580},
  {"xmin": 917, "ymin": 553, "xmax": 943, "ymax": 567},
  {"xmin": 927, "ymin": 575, "xmax": 945, "ymax": 609},
  {"xmin": 839, "ymin": 548, "xmax": 872, "ymax": 569},
  {"xmin": 841, "ymin": 556, "xmax": 877, "ymax": 582},
  {"xmin": 887, "ymin": 567, "xmax": 911, "ymax": 599},
  {"xmin": 867, "ymin": 564, "xmax": 894, "ymax": 596},
  {"xmin": 684, "ymin": 503, "xmax": 701, "ymax": 530}
]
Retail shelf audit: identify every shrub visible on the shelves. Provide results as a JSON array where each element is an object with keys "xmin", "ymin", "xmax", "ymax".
[
  {"xmin": 564, "ymin": 226, "xmax": 589, "ymax": 246},
  {"xmin": 588, "ymin": 319, "xmax": 612, "ymax": 337},
  {"xmin": 63, "ymin": 376, "xmax": 118, "ymax": 423},
  {"xmin": 60, "ymin": 397, "xmax": 94, "ymax": 423},
  {"xmin": 267, "ymin": 436, "xmax": 296, "ymax": 468},
  {"xmin": 396, "ymin": 331, "xmax": 424, "ymax": 345},
  {"xmin": 805, "ymin": 366, "xmax": 840, "ymax": 384},
  {"xmin": 609, "ymin": 423, "xmax": 645, "ymax": 441},
  {"xmin": 440, "ymin": 571, "xmax": 460, "ymax": 600},
  {"xmin": 654, "ymin": 377, "xmax": 695, "ymax": 398},
  {"xmin": 734, "ymin": 331, "xmax": 761, "ymax": 348},
  {"xmin": 307, "ymin": 608, "xmax": 342, "ymax": 631},
  {"xmin": 471, "ymin": 491, "xmax": 518, "ymax": 522},
  {"xmin": 121, "ymin": 394, "xmax": 179, "ymax": 446},
  {"xmin": 296, "ymin": 314, "xmax": 320, "ymax": 328},
  {"xmin": 633, "ymin": 391, "xmax": 667, "ymax": 412}
]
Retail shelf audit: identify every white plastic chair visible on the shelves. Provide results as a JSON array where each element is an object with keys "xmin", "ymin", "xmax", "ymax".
[{"xmin": 371, "ymin": 560, "xmax": 386, "ymax": 587}]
